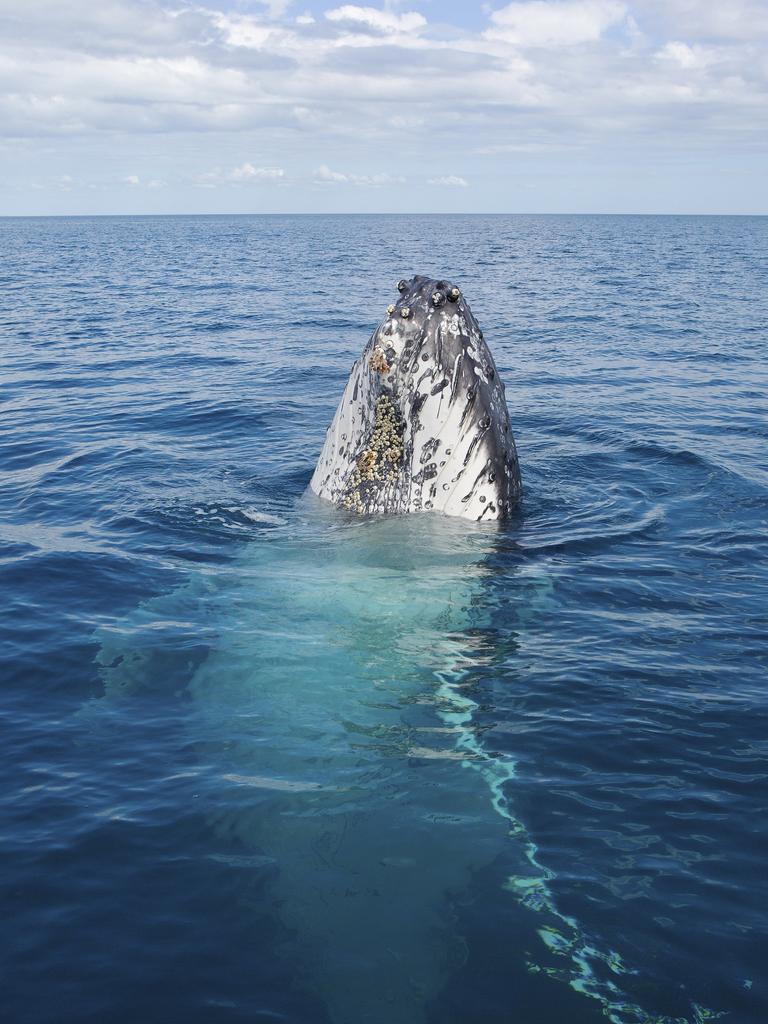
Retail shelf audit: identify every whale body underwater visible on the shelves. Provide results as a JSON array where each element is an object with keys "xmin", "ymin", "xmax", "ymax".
[
  {"xmin": 310, "ymin": 275, "xmax": 522, "ymax": 520},
  {"xmin": 92, "ymin": 279, "xmax": 715, "ymax": 1024}
]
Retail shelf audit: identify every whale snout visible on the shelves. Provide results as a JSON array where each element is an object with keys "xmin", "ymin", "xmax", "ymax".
[
  {"xmin": 310, "ymin": 275, "xmax": 522, "ymax": 521},
  {"xmin": 383, "ymin": 275, "xmax": 463, "ymax": 325}
]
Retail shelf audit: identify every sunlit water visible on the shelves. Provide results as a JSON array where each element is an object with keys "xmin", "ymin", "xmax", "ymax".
[{"xmin": 1, "ymin": 214, "xmax": 766, "ymax": 1024}]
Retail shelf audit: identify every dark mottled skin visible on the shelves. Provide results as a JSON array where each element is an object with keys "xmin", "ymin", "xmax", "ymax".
[{"xmin": 310, "ymin": 276, "xmax": 522, "ymax": 520}]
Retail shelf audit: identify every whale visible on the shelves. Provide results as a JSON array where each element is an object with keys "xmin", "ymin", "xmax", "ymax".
[
  {"xmin": 310, "ymin": 276, "xmax": 522, "ymax": 520},
  {"xmin": 88, "ymin": 278, "xmax": 715, "ymax": 1024}
]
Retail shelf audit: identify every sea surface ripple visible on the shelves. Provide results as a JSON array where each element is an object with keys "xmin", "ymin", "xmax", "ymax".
[{"xmin": 1, "ymin": 214, "xmax": 766, "ymax": 1024}]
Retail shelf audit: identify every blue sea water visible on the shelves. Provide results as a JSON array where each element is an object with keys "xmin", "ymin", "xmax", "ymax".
[{"xmin": 0, "ymin": 214, "xmax": 766, "ymax": 1024}]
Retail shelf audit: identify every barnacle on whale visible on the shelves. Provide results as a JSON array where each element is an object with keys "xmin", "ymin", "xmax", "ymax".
[
  {"xmin": 369, "ymin": 348, "xmax": 390, "ymax": 374},
  {"xmin": 340, "ymin": 393, "xmax": 405, "ymax": 511}
]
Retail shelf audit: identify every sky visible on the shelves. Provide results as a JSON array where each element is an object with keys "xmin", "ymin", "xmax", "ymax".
[{"xmin": 1, "ymin": 0, "xmax": 766, "ymax": 215}]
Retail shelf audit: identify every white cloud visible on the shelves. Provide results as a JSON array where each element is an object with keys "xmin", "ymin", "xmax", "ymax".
[
  {"xmin": 427, "ymin": 175, "xmax": 469, "ymax": 187},
  {"xmin": 212, "ymin": 13, "xmax": 273, "ymax": 49},
  {"xmin": 655, "ymin": 41, "xmax": 718, "ymax": 70},
  {"xmin": 1, "ymin": 0, "xmax": 764, "ymax": 146},
  {"xmin": 313, "ymin": 164, "xmax": 405, "ymax": 186},
  {"xmin": 325, "ymin": 5, "xmax": 427, "ymax": 34},
  {"xmin": 488, "ymin": 0, "xmax": 627, "ymax": 46},
  {"xmin": 195, "ymin": 163, "xmax": 286, "ymax": 187},
  {"xmin": 229, "ymin": 163, "xmax": 285, "ymax": 181},
  {"xmin": 123, "ymin": 174, "xmax": 166, "ymax": 188},
  {"xmin": 0, "ymin": 0, "xmax": 766, "ymax": 213}
]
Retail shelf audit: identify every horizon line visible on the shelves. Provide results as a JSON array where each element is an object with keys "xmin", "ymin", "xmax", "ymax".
[{"xmin": 1, "ymin": 211, "xmax": 767, "ymax": 219}]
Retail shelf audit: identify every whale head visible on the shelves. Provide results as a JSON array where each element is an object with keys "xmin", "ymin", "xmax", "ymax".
[{"xmin": 310, "ymin": 275, "xmax": 522, "ymax": 521}]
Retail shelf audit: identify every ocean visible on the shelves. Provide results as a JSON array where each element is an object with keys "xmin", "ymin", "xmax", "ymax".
[{"xmin": 1, "ymin": 214, "xmax": 766, "ymax": 1024}]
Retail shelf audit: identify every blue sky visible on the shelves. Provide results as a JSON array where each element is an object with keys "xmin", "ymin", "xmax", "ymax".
[{"xmin": 1, "ymin": 0, "xmax": 766, "ymax": 215}]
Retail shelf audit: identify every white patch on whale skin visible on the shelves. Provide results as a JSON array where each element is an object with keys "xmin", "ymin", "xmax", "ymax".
[
  {"xmin": 310, "ymin": 276, "xmax": 522, "ymax": 521},
  {"xmin": 445, "ymin": 313, "xmax": 461, "ymax": 336}
]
